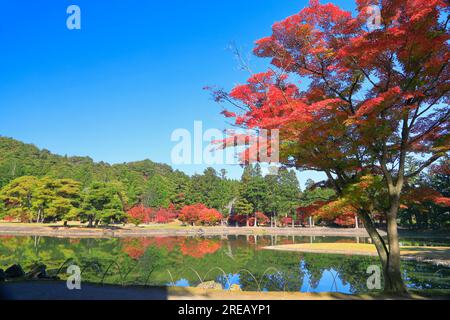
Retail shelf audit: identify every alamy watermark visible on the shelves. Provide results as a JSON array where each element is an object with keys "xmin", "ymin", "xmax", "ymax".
[
  {"xmin": 66, "ymin": 264, "xmax": 82, "ymax": 290},
  {"xmin": 170, "ymin": 121, "xmax": 280, "ymax": 174},
  {"xmin": 366, "ymin": 5, "xmax": 382, "ymax": 31},
  {"xmin": 66, "ymin": 5, "xmax": 81, "ymax": 30},
  {"xmin": 366, "ymin": 265, "xmax": 381, "ymax": 290}
]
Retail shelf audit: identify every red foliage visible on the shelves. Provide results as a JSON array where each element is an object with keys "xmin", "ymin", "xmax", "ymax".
[
  {"xmin": 297, "ymin": 201, "xmax": 329, "ymax": 222},
  {"xmin": 154, "ymin": 207, "xmax": 178, "ymax": 224},
  {"xmin": 279, "ymin": 216, "xmax": 293, "ymax": 227},
  {"xmin": 212, "ymin": 0, "xmax": 449, "ymax": 228},
  {"xmin": 128, "ymin": 205, "xmax": 178, "ymax": 225},
  {"xmin": 127, "ymin": 205, "xmax": 151, "ymax": 226},
  {"xmin": 402, "ymin": 187, "xmax": 450, "ymax": 208},
  {"xmin": 121, "ymin": 236, "xmax": 223, "ymax": 260},
  {"xmin": 229, "ymin": 214, "xmax": 249, "ymax": 226},
  {"xmin": 2, "ymin": 215, "xmax": 15, "ymax": 222},
  {"xmin": 179, "ymin": 203, "xmax": 207, "ymax": 225},
  {"xmin": 179, "ymin": 203, "xmax": 223, "ymax": 226},
  {"xmin": 248, "ymin": 212, "xmax": 270, "ymax": 226},
  {"xmin": 334, "ymin": 211, "xmax": 356, "ymax": 227},
  {"xmin": 121, "ymin": 238, "xmax": 148, "ymax": 259},
  {"xmin": 180, "ymin": 238, "xmax": 222, "ymax": 258},
  {"xmin": 199, "ymin": 208, "xmax": 223, "ymax": 226}
]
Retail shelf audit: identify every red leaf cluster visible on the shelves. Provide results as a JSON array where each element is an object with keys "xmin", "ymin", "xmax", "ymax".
[{"xmin": 178, "ymin": 203, "xmax": 223, "ymax": 226}]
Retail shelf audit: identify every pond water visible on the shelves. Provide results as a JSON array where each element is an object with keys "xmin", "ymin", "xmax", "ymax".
[{"xmin": 0, "ymin": 235, "xmax": 449, "ymax": 295}]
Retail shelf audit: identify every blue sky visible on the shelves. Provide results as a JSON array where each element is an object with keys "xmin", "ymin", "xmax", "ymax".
[{"xmin": 0, "ymin": 0, "xmax": 355, "ymax": 187}]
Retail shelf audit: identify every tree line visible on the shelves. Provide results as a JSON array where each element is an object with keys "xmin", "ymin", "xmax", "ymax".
[{"xmin": 0, "ymin": 136, "xmax": 447, "ymax": 229}]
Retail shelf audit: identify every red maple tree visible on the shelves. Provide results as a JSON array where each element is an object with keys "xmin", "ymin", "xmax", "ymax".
[
  {"xmin": 212, "ymin": 0, "xmax": 449, "ymax": 294},
  {"xmin": 179, "ymin": 203, "xmax": 223, "ymax": 226}
]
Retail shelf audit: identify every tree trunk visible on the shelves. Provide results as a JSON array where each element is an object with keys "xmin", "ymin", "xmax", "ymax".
[
  {"xmin": 359, "ymin": 209, "xmax": 407, "ymax": 295},
  {"xmin": 87, "ymin": 219, "xmax": 93, "ymax": 228},
  {"xmin": 384, "ymin": 198, "xmax": 408, "ymax": 294}
]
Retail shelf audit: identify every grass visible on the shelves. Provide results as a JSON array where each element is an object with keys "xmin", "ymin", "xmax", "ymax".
[{"xmin": 264, "ymin": 243, "xmax": 450, "ymax": 264}]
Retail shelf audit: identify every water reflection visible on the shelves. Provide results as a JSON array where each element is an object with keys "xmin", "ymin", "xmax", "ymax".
[{"xmin": 0, "ymin": 235, "xmax": 449, "ymax": 294}]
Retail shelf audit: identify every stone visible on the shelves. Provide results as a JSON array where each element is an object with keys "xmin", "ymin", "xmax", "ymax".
[
  {"xmin": 228, "ymin": 284, "xmax": 242, "ymax": 291},
  {"xmin": 26, "ymin": 263, "xmax": 48, "ymax": 279},
  {"xmin": 196, "ymin": 281, "xmax": 223, "ymax": 290},
  {"xmin": 5, "ymin": 264, "xmax": 25, "ymax": 279}
]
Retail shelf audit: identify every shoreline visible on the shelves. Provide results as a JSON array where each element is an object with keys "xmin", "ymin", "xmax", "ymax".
[
  {"xmin": 0, "ymin": 223, "xmax": 448, "ymax": 239},
  {"xmin": 263, "ymin": 243, "xmax": 450, "ymax": 266},
  {"xmin": 0, "ymin": 223, "xmax": 382, "ymax": 238}
]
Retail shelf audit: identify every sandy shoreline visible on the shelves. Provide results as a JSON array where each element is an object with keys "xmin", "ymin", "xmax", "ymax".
[
  {"xmin": 0, "ymin": 224, "xmax": 381, "ymax": 238},
  {"xmin": 0, "ymin": 223, "xmax": 448, "ymax": 239},
  {"xmin": 263, "ymin": 243, "xmax": 450, "ymax": 266}
]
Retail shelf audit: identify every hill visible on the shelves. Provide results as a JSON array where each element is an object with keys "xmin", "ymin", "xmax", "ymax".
[{"xmin": 0, "ymin": 136, "xmax": 239, "ymax": 210}]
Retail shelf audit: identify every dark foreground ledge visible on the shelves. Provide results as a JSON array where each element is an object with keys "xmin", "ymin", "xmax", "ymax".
[
  {"xmin": 0, "ymin": 281, "xmax": 170, "ymax": 300},
  {"xmin": 1, "ymin": 281, "xmax": 445, "ymax": 300}
]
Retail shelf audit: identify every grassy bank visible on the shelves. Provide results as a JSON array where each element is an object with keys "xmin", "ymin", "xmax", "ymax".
[{"xmin": 263, "ymin": 243, "xmax": 450, "ymax": 266}]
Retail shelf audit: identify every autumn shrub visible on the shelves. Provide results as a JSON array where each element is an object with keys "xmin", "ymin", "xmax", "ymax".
[
  {"xmin": 279, "ymin": 216, "xmax": 293, "ymax": 227},
  {"xmin": 127, "ymin": 205, "xmax": 151, "ymax": 226},
  {"xmin": 178, "ymin": 203, "xmax": 207, "ymax": 226},
  {"xmin": 155, "ymin": 207, "xmax": 178, "ymax": 224},
  {"xmin": 334, "ymin": 212, "xmax": 357, "ymax": 227},
  {"xmin": 249, "ymin": 212, "xmax": 269, "ymax": 226},
  {"xmin": 228, "ymin": 214, "xmax": 248, "ymax": 226},
  {"xmin": 179, "ymin": 203, "xmax": 223, "ymax": 226},
  {"xmin": 199, "ymin": 208, "xmax": 223, "ymax": 226}
]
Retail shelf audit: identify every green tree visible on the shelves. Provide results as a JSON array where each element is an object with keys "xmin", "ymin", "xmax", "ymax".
[
  {"xmin": 80, "ymin": 182, "xmax": 126, "ymax": 227},
  {"xmin": 0, "ymin": 176, "xmax": 39, "ymax": 222},
  {"xmin": 276, "ymin": 168, "xmax": 301, "ymax": 226},
  {"xmin": 233, "ymin": 198, "xmax": 254, "ymax": 227},
  {"xmin": 143, "ymin": 174, "xmax": 175, "ymax": 208},
  {"xmin": 240, "ymin": 164, "xmax": 268, "ymax": 213}
]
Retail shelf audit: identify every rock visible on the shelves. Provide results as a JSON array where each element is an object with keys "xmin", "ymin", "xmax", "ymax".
[
  {"xmin": 196, "ymin": 281, "xmax": 223, "ymax": 290},
  {"xmin": 228, "ymin": 284, "xmax": 242, "ymax": 291},
  {"xmin": 0, "ymin": 269, "xmax": 5, "ymax": 282},
  {"xmin": 5, "ymin": 264, "xmax": 25, "ymax": 279},
  {"xmin": 26, "ymin": 263, "xmax": 48, "ymax": 279}
]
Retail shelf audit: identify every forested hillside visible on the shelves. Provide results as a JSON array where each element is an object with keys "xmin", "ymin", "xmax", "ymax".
[{"xmin": 0, "ymin": 136, "xmax": 239, "ymax": 211}]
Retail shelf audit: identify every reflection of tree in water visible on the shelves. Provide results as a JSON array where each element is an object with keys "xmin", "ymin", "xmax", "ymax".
[
  {"xmin": 0, "ymin": 235, "xmax": 449, "ymax": 294},
  {"xmin": 236, "ymin": 251, "xmax": 304, "ymax": 292},
  {"xmin": 402, "ymin": 261, "xmax": 450, "ymax": 290},
  {"xmin": 301, "ymin": 253, "xmax": 378, "ymax": 293}
]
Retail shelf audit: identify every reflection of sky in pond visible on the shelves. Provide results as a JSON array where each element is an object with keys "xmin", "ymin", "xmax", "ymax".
[
  {"xmin": 301, "ymin": 268, "xmax": 352, "ymax": 294},
  {"xmin": 223, "ymin": 274, "xmax": 240, "ymax": 289},
  {"xmin": 171, "ymin": 279, "xmax": 190, "ymax": 287}
]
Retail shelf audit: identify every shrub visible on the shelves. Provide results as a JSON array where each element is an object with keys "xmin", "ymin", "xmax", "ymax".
[
  {"xmin": 279, "ymin": 216, "xmax": 293, "ymax": 227},
  {"xmin": 199, "ymin": 208, "xmax": 223, "ymax": 226},
  {"xmin": 228, "ymin": 214, "xmax": 248, "ymax": 226},
  {"xmin": 179, "ymin": 203, "xmax": 223, "ymax": 226},
  {"xmin": 127, "ymin": 205, "xmax": 150, "ymax": 226},
  {"xmin": 179, "ymin": 203, "xmax": 207, "ymax": 226},
  {"xmin": 155, "ymin": 207, "xmax": 178, "ymax": 224},
  {"xmin": 253, "ymin": 212, "xmax": 269, "ymax": 226}
]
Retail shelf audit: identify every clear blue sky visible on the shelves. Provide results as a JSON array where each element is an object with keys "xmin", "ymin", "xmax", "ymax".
[{"xmin": 0, "ymin": 0, "xmax": 354, "ymax": 187}]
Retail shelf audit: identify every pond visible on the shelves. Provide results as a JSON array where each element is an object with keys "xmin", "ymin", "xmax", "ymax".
[{"xmin": 0, "ymin": 235, "xmax": 449, "ymax": 295}]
